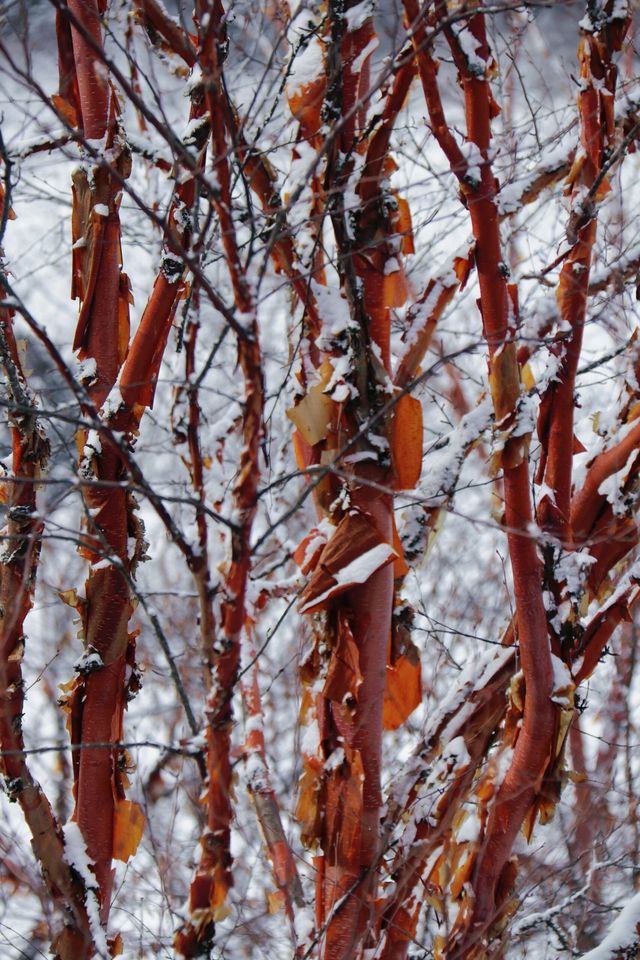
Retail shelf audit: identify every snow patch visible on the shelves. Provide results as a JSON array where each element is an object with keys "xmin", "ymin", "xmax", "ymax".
[
  {"xmin": 286, "ymin": 36, "xmax": 324, "ymax": 101},
  {"xmin": 580, "ymin": 890, "xmax": 640, "ymax": 960},
  {"xmin": 63, "ymin": 822, "xmax": 109, "ymax": 957},
  {"xmin": 550, "ymin": 654, "xmax": 573, "ymax": 707}
]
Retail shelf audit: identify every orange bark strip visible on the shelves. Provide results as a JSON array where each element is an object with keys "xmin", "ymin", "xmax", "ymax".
[
  {"xmin": 119, "ymin": 274, "xmax": 183, "ymax": 412},
  {"xmin": 378, "ymin": 653, "xmax": 513, "ymax": 959},
  {"xmin": 298, "ymin": 510, "xmax": 396, "ymax": 614},
  {"xmin": 55, "ymin": 7, "xmax": 80, "ymax": 125},
  {"xmin": 287, "ymin": 72, "xmax": 326, "ymax": 139},
  {"xmin": 359, "ymin": 60, "xmax": 416, "ymax": 208},
  {"xmin": 323, "ymin": 611, "xmax": 363, "ymax": 704},
  {"xmin": 536, "ymin": 243, "xmax": 592, "ymax": 535},
  {"xmin": 362, "ymin": 262, "xmax": 392, "ymax": 373},
  {"xmin": 336, "ymin": 0, "xmax": 375, "ymax": 148},
  {"xmin": 242, "ymin": 661, "xmax": 304, "ymax": 925},
  {"xmin": 76, "ymin": 656, "xmax": 128, "ymax": 905},
  {"xmin": 383, "ymin": 653, "xmax": 421, "ymax": 730},
  {"xmin": 0, "ymin": 182, "xmax": 16, "ymax": 223},
  {"xmin": 429, "ymin": 7, "xmax": 557, "ymax": 942},
  {"xmin": 133, "ymin": 0, "xmax": 197, "ymax": 67},
  {"xmin": 403, "ymin": 0, "xmax": 468, "ymax": 182},
  {"xmin": 112, "ymin": 799, "xmax": 145, "ymax": 863},
  {"xmin": 67, "ymin": 0, "xmax": 110, "ymax": 141},
  {"xmin": 56, "ymin": 1, "xmax": 136, "ymax": 932},
  {"xmin": 572, "ymin": 421, "xmax": 640, "ymax": 542},
  {"xmin": 72, "ymin": 188, "xmax": 126, "ymax": 406},
  {"xmin": 574, "ymin": 594, "xmax": 637, "ymax": 686},
  {"xmin": 117, "ymin": 83, "xmax": 208, "ymax": 423},
  {"xmin": 585, "ymin": 516, "xmax": 638, "ymax": 598},
  {"xmin": 393, "ymin": 253, "xmax": 472, "ymax": 390},
  {"xmin": 537, "ymin": 8, "xmax": 630, "ymax": 541},
  {"xmin": 390, "ymin": 393, "xmax": 423, "ymax": 490}
]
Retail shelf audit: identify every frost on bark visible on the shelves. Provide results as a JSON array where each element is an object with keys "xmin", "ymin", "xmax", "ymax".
[{"xmin": 2, "ymin": 1, "xmax": 640, "ymax": 958}]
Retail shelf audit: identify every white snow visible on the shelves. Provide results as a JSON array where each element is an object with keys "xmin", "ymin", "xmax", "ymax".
[
  {"xmin": 344, "ymin": 0, "xmax": 374, "ymax": 32},
  {"xmin": 299, "ymin": 541, "xmax": 396, "ymax": 613},
  {"xmin": 597, "ymin": 449, "xmax": 638, "ymax": 515},
  {"xmin": 497, "ymin": 141, "xmax": 571, "ymax": 215},
  {"xmin": 74, "ymin": 648, "xmax": 104, "ymax": 673},
  {"xmin": 293, "ymin": 904, "xmax": 315, "ymax": 945},
  {"xmin": 286, "ymin": 36, "xmax": 324, "ymax": 101},
  {"xmin": 351, "ymin": 36, "xmax": 379, "ymax": 75},
  {"xmin": 451, "ymin": 22, "xmax": 487, "ymax": 76},
  {"xmin": 82, "ymin": 430, "xmax": 102, "ymax": 461},
  {"xmin": 422, "ymin": 396, "xmax": 493, "ymax": 504},
  {"xmin": 511, "ymin": 393, "xmax": 537, "ymax": 438},
  {"xmin": 332, "ymin": 542, "xmax": 397, "ymax": 586},
  {"xmin": 324, "ymin": 354, "xmax": 357, "ymax": 402},
  {"xmin": 456, "ymin": 808, "xmax": 481, "ymax": 844},
  {"xmin": 76, "ymin": 357, "xmax": 97, "ymax": 383},
  {"xmin": 579, "ymin": 890, "xmax": 640, "ymax": 959},
  {"xmin": 99, "ymin": 383, "xmax": 124, "ymax": 419},
  {"xmin": 324, "ymin": 747, "xmax": 345, "ymax": 772},
  {"xmin": 550, "ymin": 654, "xmax": 573, "ymax": 707},
  {"xmin": 63, "ymin": 822, "xmax": 109, "ymax": 958}
]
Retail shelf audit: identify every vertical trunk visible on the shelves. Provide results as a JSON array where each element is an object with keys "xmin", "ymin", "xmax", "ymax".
[
  {"xmin": 536, "ymin": 4, "xmax": 629, "ymax": 540},
  {"xmin": 0, "ymin": 309, "xmax": 95, "ymax": 958},
  {"xmin": 58, "ymin": 0, "xmax": 211, "ymax": 934},
  {"xmin": 404, "ymin": 6, "xmax": 557, "ymax": 943},
  {"xmin": 459, "ymin": 30, "xmax": 557, "ymax": 945},
  {"xmin": 242, "ymin": 656, "xmax": 304, "ymax": 926},
  {"xmin": 318, "ymin": 495, "xmax": 395, "ymax": 960},
  {"xmin": 67, "ymin": 0, "xmax": 109, "ymax": 142},
  {"xmin": 467, "ymin": 463, "xmax": 554, "ymax": 929},
  {"xmin": 312, "ymin": 7, "xmax": 400, "ymax": 956},
  {"xmin": 57, "ymin": 0, "xmax": 132, "ymax": 926},
  {"xmin": 348, "ymin": 493, "xmax": 393, "ymax": 861},
  {"xmin": 176, "ymin": 4, "xmax": 265, "ymax": 952}
]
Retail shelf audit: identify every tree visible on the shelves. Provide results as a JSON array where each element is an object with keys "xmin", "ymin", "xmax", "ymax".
[{"xmin": 1, "ymin": 0, "xmax": 640, "ymax": 957}]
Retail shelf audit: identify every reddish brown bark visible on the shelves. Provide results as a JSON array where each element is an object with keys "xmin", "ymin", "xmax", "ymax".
[
  {"xmin": 133, "ymin": 0, "xmax": 198, "ymax": 67},
  {"xmin": 56, "ymin": 0, "xmax": 133, "ymax": 927},
  {"xmin": 568, "ymin": 723, "xmax": 596, "ymax": 862},
  {"xmin": 404, "ymin": 0, "xmax": 467, "ymax": 182},
  {"xmin": 56, "ymin": 3, "xmax": 212, "ymax": 937},
  {"xmin": 176, "ymin": 4, "xmax": 265, "ymax": 953},
  {"xmin": 242, "ymin": 655, "xmax": 304, "ymax": 924},
  {"xmin": 536, "ymin": 6, "xmax": 629, "ymax": 540},
  {"xmin": 467, "ymin": 464, "xmax": 554, "ymax": 928},
  {"xmin": 572, "ymin": 424, "xmax": 640, "ymax": 541},
  {"xmin": 536, "ymin": 223, "xmax": 596, "ymax": 539},
  {"xmin": 378, "ymin": 657, "xmax": 513, "ymax": 958},
  {"xmin": 300, "ymin": 7, "xmax": 414, "ymax": 956},
  {"xmin": 9, "ymin": 2, "xmax": 640, "ymax": 957},
  {"xmin": 455, "ymin": 20, "xmax": 555, "ymax": 946},
  {"xmin": 405, "ymin": 7, "xmax": 557, "ymax": 947},
  {"xmin": 0, "ymin": 310, "xmax": 96, "ymax": 959},
  {"xmin": 67, "ymin": 0, "xmax": 110, "ymax": 142}
]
